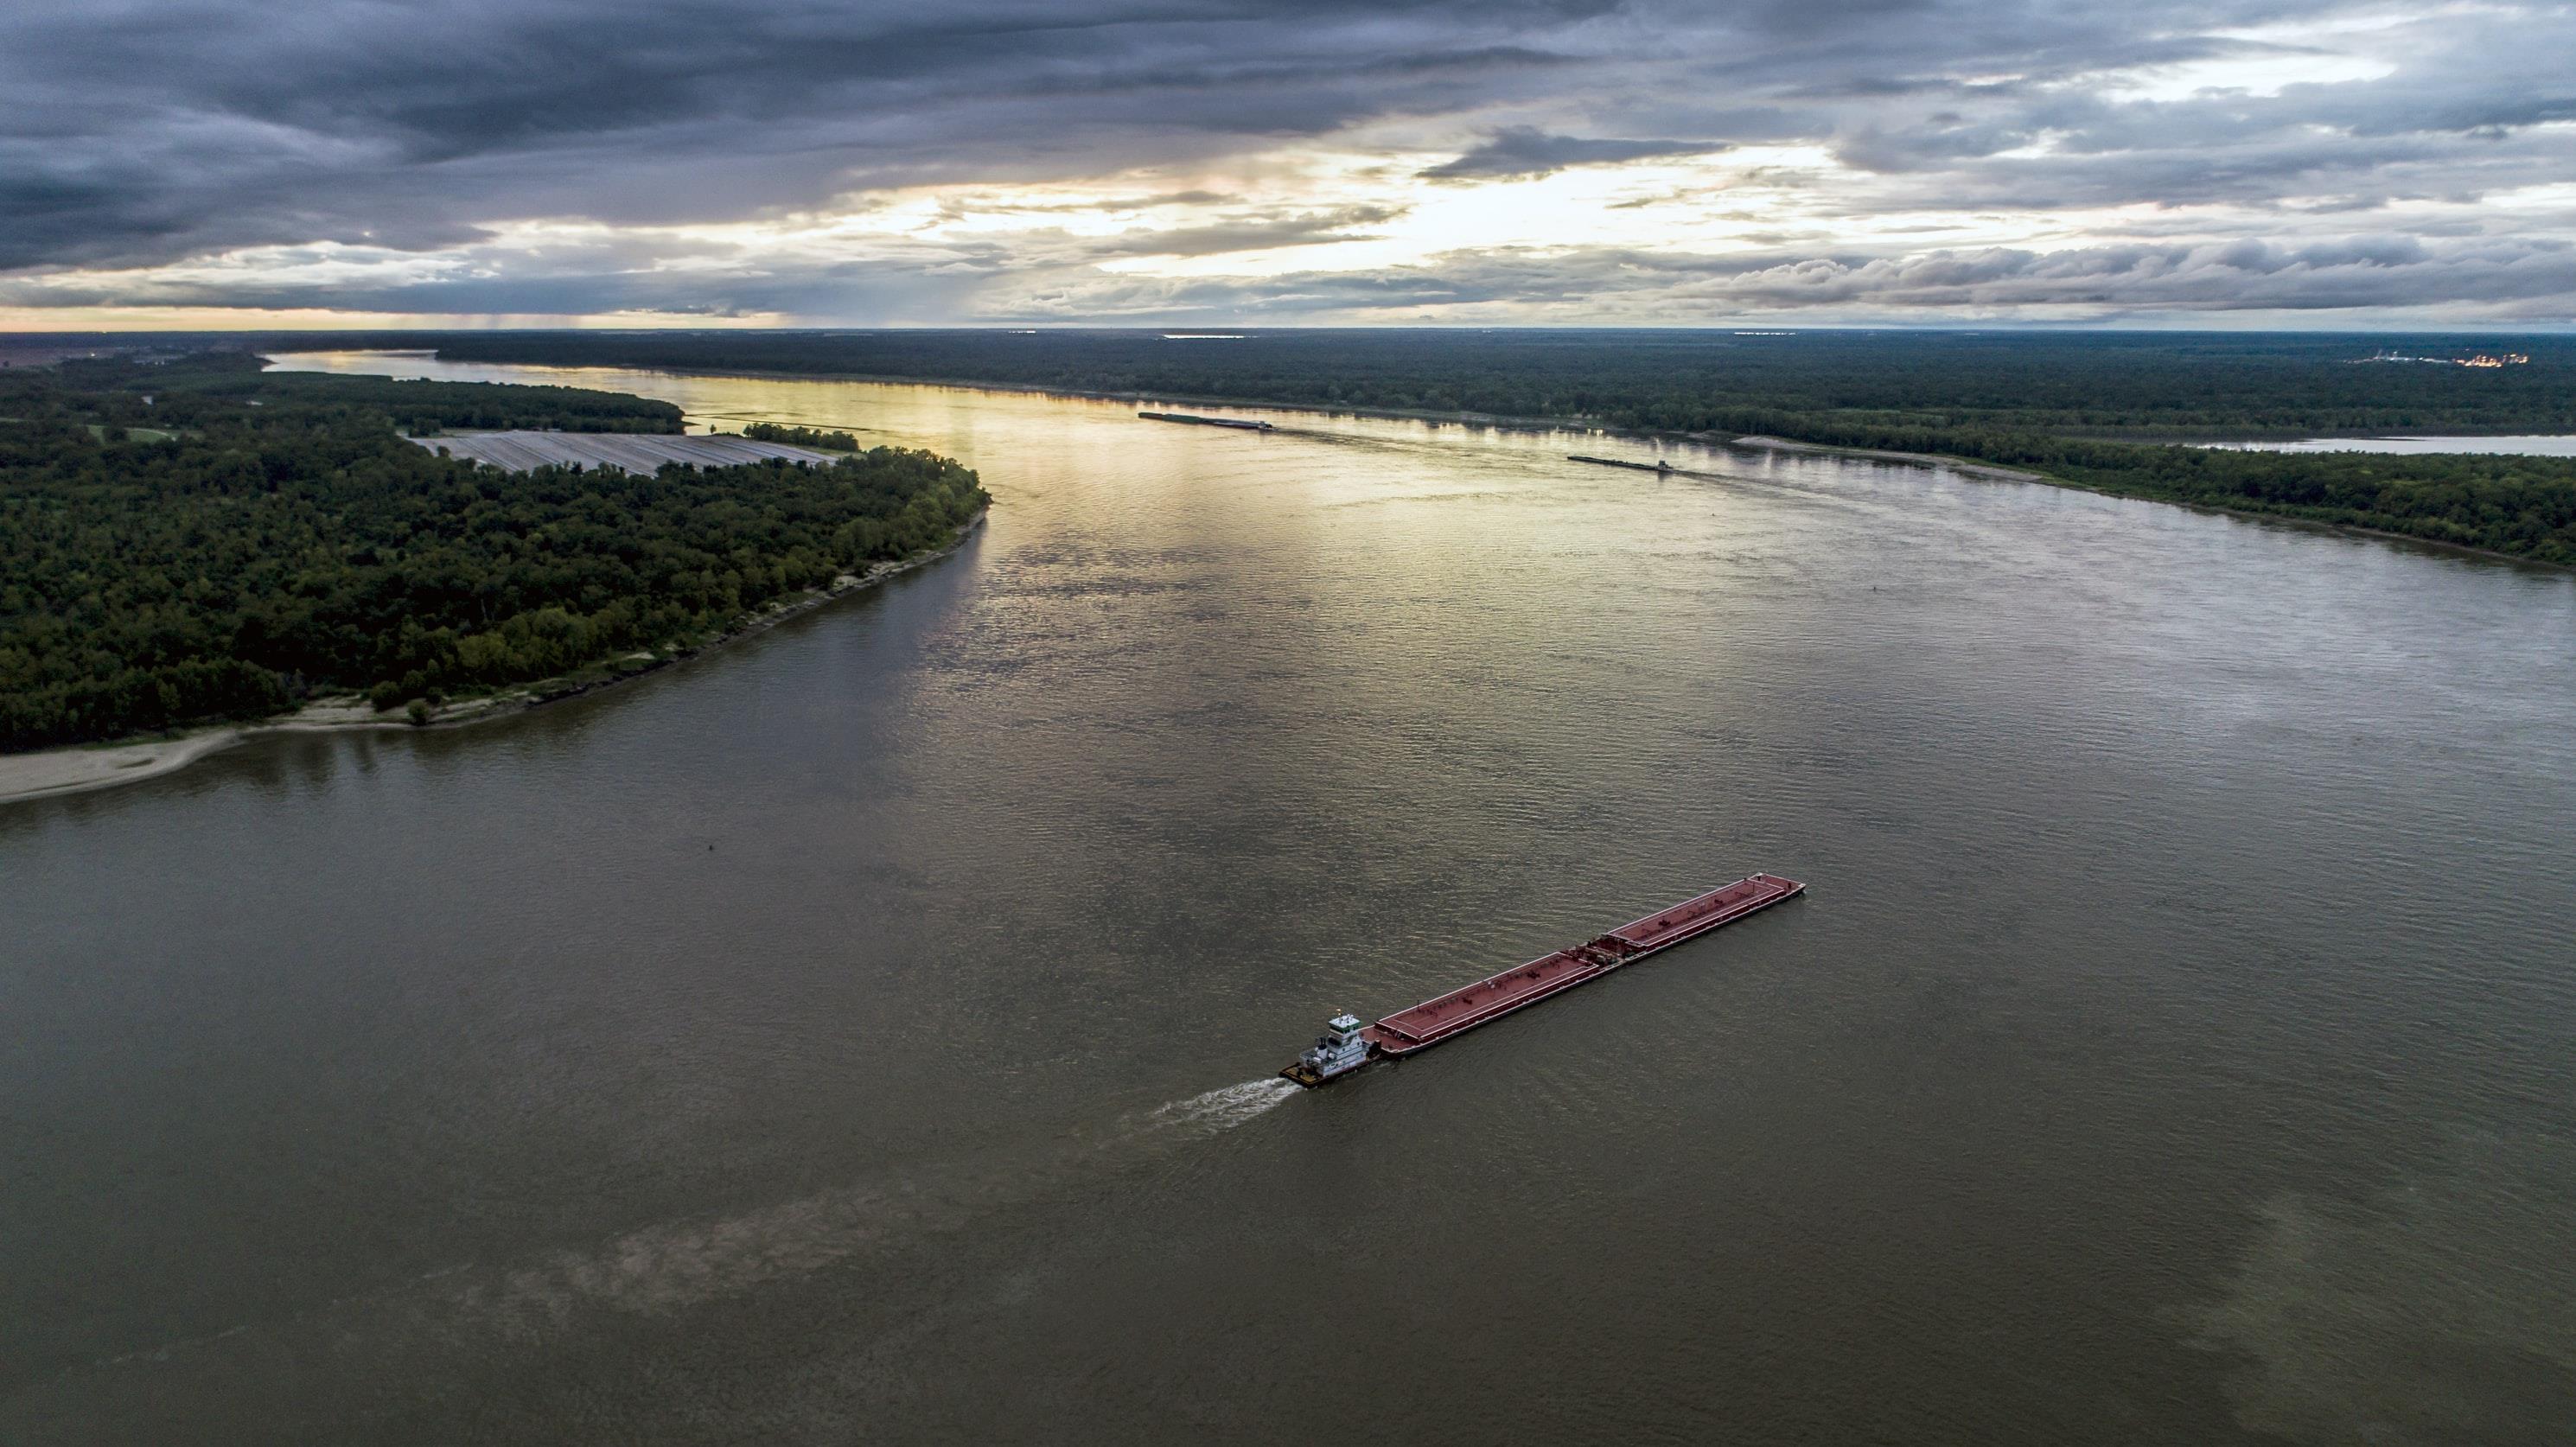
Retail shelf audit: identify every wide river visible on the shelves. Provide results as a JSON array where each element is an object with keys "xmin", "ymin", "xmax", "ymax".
[{"xmin": 6, "ymin": 355, "xmax": 2573, "ymax": 1444}]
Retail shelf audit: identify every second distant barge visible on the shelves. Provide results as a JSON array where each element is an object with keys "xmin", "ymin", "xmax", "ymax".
[
  {"xmin": 1138, "ymin": 411, "xmax": 1275, "ymax": 430},
  {"xmin": 1281, "ymin": 873, "xmax": 1805, "ymax": 1087},
  {"xmin": 1567, "ymin": 453, "xmax": 1675, "ymax": 473}
]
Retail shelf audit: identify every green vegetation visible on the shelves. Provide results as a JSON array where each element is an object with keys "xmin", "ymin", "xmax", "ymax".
[
  {"xmin": 74, "ymin": 349, "xmax": 686, "ymax": 435},
  {"xmin": 743, "ymin": 420, "xmax": 860, "ymax": 450},
  {"xmin": 326, "ymin": 329, "xmax": 2576, "ymax": 564},
  {"xmin": 380, "ymin": 329, "xmax": 2576, "ymax": 437},
  {"xmin": 0, "ymin": 356, "xmax": 987, "ymax": 751},
  {"xmin": 1894, "ymin": 433, "xmax": 2575, "ymax": 561}
]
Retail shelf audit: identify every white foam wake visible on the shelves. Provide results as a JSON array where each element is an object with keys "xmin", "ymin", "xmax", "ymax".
[{"xmin": 1147, "ymin": 1077, "xmax": 1301, "ymax": 1133}]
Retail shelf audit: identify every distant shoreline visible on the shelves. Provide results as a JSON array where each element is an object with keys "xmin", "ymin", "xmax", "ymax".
[
  {"xmin": 877, "ymin": 374, "xmax": 2573, "ymax": 571},
  {"xmin": 277, "ymin": 351, "xmax": 2576, "ymax": 577},
  {"xmin": 273, "ymin": 348, "xmax": 2575, "ymax": 447},
  {"xmin": 0, "ymin": 510, "xmax": 985, "ymax": 808},
  {"xmin": 302, "ymin": 352, "xmax": 2059, "ymax": 474}
]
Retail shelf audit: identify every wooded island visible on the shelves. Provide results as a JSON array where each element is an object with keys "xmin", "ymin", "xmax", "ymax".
[
  {"xmin": 0, "ymin": 353, "xmax": 987, "ymax": 751},
  {"xmin": 365, "ymin": 329, "xmax": 2576, "ymax": 565}
]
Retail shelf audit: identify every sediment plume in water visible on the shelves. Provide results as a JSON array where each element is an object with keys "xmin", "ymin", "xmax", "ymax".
[{"xmin": 8, "ymin": 1078, "xmax": 1301, "ymax": 1437}]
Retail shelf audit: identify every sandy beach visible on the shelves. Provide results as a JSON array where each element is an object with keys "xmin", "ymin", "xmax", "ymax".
[{"xmin": 0, "ymin": 730, "xmax": 253, "ymax": 805}]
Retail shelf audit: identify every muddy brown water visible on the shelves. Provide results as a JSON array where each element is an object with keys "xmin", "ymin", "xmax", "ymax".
[{"xmin": 4, "ymin": 354, "xmax": 2573, "ymax": 1444}]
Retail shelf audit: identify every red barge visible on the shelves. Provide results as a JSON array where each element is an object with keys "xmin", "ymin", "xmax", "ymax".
[{"xmin": 1281, "ymin": 873, "xmax": 1804, "ymax": 1087}]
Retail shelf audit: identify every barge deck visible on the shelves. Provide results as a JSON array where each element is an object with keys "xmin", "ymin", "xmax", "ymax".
[
  {"xmin": 1138, "ymin": 411, "xmax": 1274, "ymax": 430},
  {"xmin": 1281, "ymin": 874, "xmax": 1803, "ymax": 1084}
]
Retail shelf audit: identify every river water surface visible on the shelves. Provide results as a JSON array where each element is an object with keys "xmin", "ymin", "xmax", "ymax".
[{"xmin": 5, "ymin": 355, "xmax": 2574, "ymax": 1444}]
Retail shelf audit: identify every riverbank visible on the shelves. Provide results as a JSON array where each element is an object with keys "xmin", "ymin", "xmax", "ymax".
[
  {"xmin": 275, "ymin": 352, "xmax": 1601, "ymax": 438},
  {"xmin": 279, "ymin": 350, "xmax": 2576, "ymax": 571},
  {"xmin": 332, "ymin": 352, "xmax": 2282, "ymax": 489},
  {"xmin": 1719, "ymin": 434, "xmax": 2047, "ymax": 483},
  {"xmin": 590, "ymin": 361, "xmax": 2429, "ymax": 552},
  {"xmin": 0, "ymin": 510, "xmax": 985, "ymax": 807},
  {"xmin": 344, "ymin": 354, "xmax": 2049, "ymax": 476},
  {"xmin": 1136, "ymin": 398, "xmax": 2568, "ymax": 571}
]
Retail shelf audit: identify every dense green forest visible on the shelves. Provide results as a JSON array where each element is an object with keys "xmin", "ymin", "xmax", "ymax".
[
  {"xmin": 0, "ymin": 358, "xmax": 986, "ymax": 750},
  {"xmin": 279, "ymin": 328, "xmax": 2576, "ymax": 564},
  {"xmin": 63, "ymin": 349, "xmax": 686, "ymax": 434},
  {"xmin": 743, "ymin": 421, "xmax": 860, "ymax": 450},
  {"xmin": 342, "ymin": 328, "xmax": 2576, "ymax": 437}
]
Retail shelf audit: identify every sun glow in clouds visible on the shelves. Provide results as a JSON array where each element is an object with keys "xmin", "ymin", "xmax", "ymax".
[{"xmin": 5, "ymin": 0, "xmax": 2574, "ymax": 327}]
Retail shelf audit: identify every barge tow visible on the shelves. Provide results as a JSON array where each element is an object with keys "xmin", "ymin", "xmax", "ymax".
[
  {"xmin": 1280, "ymin": 873, "xmax": 1804, "ymax": 1087},
  {"xmin": 1138, "ymin": 411, "xmax": 1275, "ymax": 431}
]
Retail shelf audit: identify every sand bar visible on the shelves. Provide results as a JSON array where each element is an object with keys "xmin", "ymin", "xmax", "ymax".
[{"xmin": 0, "ymin": 730, "xmax": 251, "ymax": 804}]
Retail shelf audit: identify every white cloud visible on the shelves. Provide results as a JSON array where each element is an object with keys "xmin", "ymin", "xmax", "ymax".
[{"xmin": 4, "ymin": 0, "xmax": 2574, "ymax": 324}]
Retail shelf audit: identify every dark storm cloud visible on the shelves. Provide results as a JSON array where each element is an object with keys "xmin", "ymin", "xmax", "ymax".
[
  {"xmin": 33, "ymin": 230, "xmax": 2562, "ymax": 325},
  {"xmin": 976, "ymin": 235, "xmax": 2576, "ymax": 322},
  {"xmin": 1419, "ymin": 127, "xmax": 1726, "ymax": 180},
  {"xmin": 0, "ymin": 0, "xmax": 1604, "ymax": 271},
  {"xmin": 3, "ymin": 0, "xmax": 2573, "ymax": 319}
]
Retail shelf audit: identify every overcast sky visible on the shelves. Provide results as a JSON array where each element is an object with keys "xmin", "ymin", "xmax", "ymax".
[{"xmin": 4, "ymin": 0, "xmax": 2573, "ymax": 328}]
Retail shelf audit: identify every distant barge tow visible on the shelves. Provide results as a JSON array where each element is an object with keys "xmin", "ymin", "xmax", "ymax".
[
  {"xmin": 1568, "ymin": 453, "xmax": 1675, "ymax": 473},
  {"xmin": 1280, "ymin": 873, "xmax": 1805, "ymax": 1087},
  {"xmin": 1139, "ymin": 411, "xmax": 1275, "ymax": 431}
]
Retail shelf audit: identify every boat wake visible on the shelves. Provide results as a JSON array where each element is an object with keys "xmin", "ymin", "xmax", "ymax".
[
  {"xmin": 1146, "ymin": 1077, "xmax": 1300, "ymax": 1134},
  {"xmin": 16, "ymin": 1074, "xmax": 1304, "ymax": 1431}
]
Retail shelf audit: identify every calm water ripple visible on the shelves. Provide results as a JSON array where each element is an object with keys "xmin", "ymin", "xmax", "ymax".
[{"xmin": 3, "ymin": 355, "xmax": 2572, "ymax": 1444}]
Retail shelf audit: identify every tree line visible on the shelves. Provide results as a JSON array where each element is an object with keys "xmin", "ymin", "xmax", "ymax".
[
  {"xmin": 65, "ymin": 350, "xmax": 687, "ymax": 434},
  {"xmin": 352, "ymin": 328, "xmax": 2576, "ymax": 438},
  {"xmin": 0, "ymin": 358, "xmax": 986, "ymax": 750},
  {"xmin": 743, "ymin": 421, "xmax": 861, "ymax": 450},
  {"xmin": 308, "ymin": 328, "xmax": 2576, "ymax": 564}
]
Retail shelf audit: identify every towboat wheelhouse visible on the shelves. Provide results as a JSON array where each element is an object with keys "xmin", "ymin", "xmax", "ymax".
[{"xmin": 1280, "ymin": 1013, "xmax": 1370, "ymax": 1087}]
